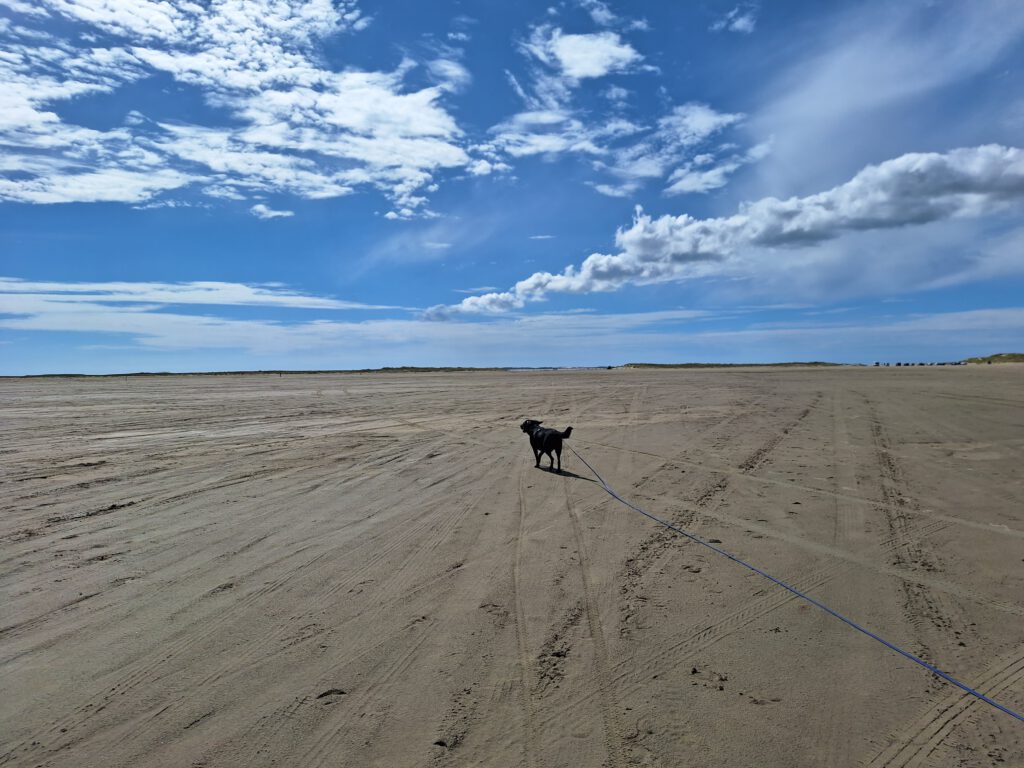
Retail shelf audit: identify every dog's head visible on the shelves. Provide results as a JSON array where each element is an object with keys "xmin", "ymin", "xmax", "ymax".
[{"xmin": 520, "ymin": 419, "xmax": 542, "ymax": 434}]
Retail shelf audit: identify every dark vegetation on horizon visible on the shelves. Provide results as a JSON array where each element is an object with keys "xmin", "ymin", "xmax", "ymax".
[{"xmin": 963, "ymin": 353, "xmax": 1024, "ymax": 364}]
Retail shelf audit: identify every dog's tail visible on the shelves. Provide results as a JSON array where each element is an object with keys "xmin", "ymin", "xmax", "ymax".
[{"xmin": 559, "ymin": 426, "xmax": 573, "ymax": 439}]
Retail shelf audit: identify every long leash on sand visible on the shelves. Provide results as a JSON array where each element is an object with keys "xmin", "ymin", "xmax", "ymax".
[{"xmin": 567, "ymin": 445, "xmax": 1024, "ymax": 725}]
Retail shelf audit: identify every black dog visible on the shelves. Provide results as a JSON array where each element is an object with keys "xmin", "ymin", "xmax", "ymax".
[{"xmin": 520, "ymin": 419, "xmax": 573, "ymax": 472}]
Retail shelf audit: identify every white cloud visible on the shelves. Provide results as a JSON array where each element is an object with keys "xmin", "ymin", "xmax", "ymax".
[
  {"xmin": 0, "ymin": 277, "xmax": 400, "ymax": 310},
  {"xmin": 427, "ymin": 145, "xmax": 1024, "ymax": 317},
  {"xmin": 592, "ymin": 182, "xmax": 636, "ymax": 198},
  {"xmin": 467, "ymin": 158, "xmax": 510, "ymax": 176},
  {"xmin": 579, "ymin": 0, "xmax": 617, "ymax": 27},
  {"xmin": 0, "ymin": 37, "xmax": 176, "ymax": 204},
  {"xmin": 663, "ymin": 140, "xmax": 770, "ymax": 195},
  {"xmin": 427, "ymin": 58, "xmax": 471, "ymax": 92},
  {"xmin": 526, "ymin": 26, "xmax": 642, "ymax": 80},
  {"xmin": 0, "ymin": 0, "xmax": 479, "ymax": 211},
  {"xmin": 658, "ymin": 103, "xmax": 743, "ymax": 147},
  {"xmin": 3, "ymin": 279, "xmax": 1022, "ymax": 370},
  {"xmin": 0, "ymin": 288, "xmax": 717, "ymax": 360},
  {"xmin": 529, "ymin": 234, "xmax": 555, "ymax": 240},
  {"xmin": 586, "ymin": 103, "xmax": 751, "ymax": 195},
  {"xmin": 0, "ymin": 165, "xmax": 193, "ymax": 204},
  {"xmin": 203, "ymin": 184, "xmax": 246, "ymax": 201},
  {"xmin": 552, "ymin": 33, "xmax": 639, "ymax": 78},
  {"xmin": 507, "ymin": 25, "xmax": 644, "ymax": 115},
  {"xmin": 250, "ymin": 203, "xmax": 294, "ymax": 219},
  {"xmin": 489, "ymin": 97, "xmax": 758, "ymax": 197},
  {"xmin": 711, "ymin": 7, "xmax": 758, "ymax": 34},
  {"xmin": 604, "ymin": 84, "xmax": 630, "ymax": 104},
  {"xmin": 664, "ymin": 161, "xmax": 743, "ymax": 194},
  {"xmin": 576, "ymin": 0, "xmax": 648, "ymax": 33},
  {"xmin": 492, "ymin": 20, "xmax": 737, "ymax": 194},
  {"xmin": 490, "ymin": 109, "xmax": 606, "ymax": 158},
  {"xmin": 0, "ymin": 1, "xmax": 50, "ymax": 17},
  {"xmin": 504, "ymin": 70, "xmax": 533, "ymax": 105}
]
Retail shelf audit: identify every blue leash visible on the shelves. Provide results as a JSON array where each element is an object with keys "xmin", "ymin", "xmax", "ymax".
[{"xmin": 568, "ymin": 446, "xmax": 1024, "ymax": 724}]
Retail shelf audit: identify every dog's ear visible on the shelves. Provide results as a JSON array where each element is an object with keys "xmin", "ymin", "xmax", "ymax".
[{"xmin": 536, "ymin": 421, "xmax": 543, "ymax": 425}]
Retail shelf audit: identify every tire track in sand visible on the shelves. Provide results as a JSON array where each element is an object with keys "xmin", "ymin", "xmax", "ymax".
[
  {"xmin": 527, "ymin": 394, "xmax": 956, "ymax": 735},
  {"xmin": 0, "ymin": 442, "xmax": 497, "ymax": 764},
  {"xmin": 526, "ymin": 513, "xmax": 952, "ymax": 740},
  {"xmin": 812, "ymin": 387, "xmax": 874, "ymax": 765},
  {"xmin": 866, "ymin": 646, "xmax": 1024, "ymax": 768},
  {"xmin": 599, "ymin": 516, "xmax": 951, "ymax": 698},
  {"xmin": 504, "ymin": 386, "xmax": 565, "ymax": 767},
  {"xmin": 511, "ymin": 462, "xmax": 538, "ymax": 768},
  {"xmin": 614, "ymin": 392, "xmax": 820, "ymax": 639},
  {"xmin": 295, "ymin": 623, "xmax": 437, "ymax": 768},
  {"xmin": 230, "ymin": 453, "xmax": 519, "ymax": 768},
  {"xmin": 571, "ymin": 438, "xmax": 1024, "ymax": 541},
  {"xmin": 564, "ymin": 480, "xmax": 625, "ymax": 768}
]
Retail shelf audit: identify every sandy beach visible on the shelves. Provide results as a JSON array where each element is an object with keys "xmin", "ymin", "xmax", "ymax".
[{"xmin": 2, "ymin": 366, "xmax": 1022, "ymax": 767}]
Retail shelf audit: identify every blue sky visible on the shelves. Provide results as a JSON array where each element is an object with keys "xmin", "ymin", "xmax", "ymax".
[{"xmin": 1, "ymin": 0, "xmax": 1022, "ymax": 374}]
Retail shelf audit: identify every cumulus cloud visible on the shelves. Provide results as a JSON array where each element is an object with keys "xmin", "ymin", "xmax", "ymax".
[
  {"xmin": 549, "ymin": 30, "xmax": 641, "ymax": 79},
  {"xmin": 466, "ymin": 158, "xmax": 510, "ymax": 176},
  {"xmin": 523, "ymin": 25, "xmax": 642, "ymax": 81},
  {"xmin": 0, "ymin": 0, "xmax": 478, "ymax": 211},
  {"xmin": 426, "ymin": 145, "xmax": 1024, "ymax": 318}
]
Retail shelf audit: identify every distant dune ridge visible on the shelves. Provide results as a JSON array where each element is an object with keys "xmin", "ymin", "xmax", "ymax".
[{"xmin": 964, "ymin": 353, "xmax": 1024, "ymax": 364}]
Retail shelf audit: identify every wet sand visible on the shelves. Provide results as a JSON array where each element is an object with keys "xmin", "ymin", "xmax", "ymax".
[{"xmin": 2, "ymin": 367, "xmax": 1022, "ymax": 767}]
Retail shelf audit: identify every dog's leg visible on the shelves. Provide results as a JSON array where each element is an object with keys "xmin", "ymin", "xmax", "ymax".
[
  {"xmin": 555, "ymin": 446, "xmax": 562, "ymax": 472},
  {"xmin": 533, "ymin": 448, "xmax": 541, "ymax": 467},
  {"xmin": 547, "ymin": 450, "xmax": 555, "ymax": 470}
]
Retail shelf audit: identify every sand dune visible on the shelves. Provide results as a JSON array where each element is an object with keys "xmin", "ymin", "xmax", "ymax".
[{"xmin": 2, "ymin": 367, "xmax": 1022, "ymax": 767}]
